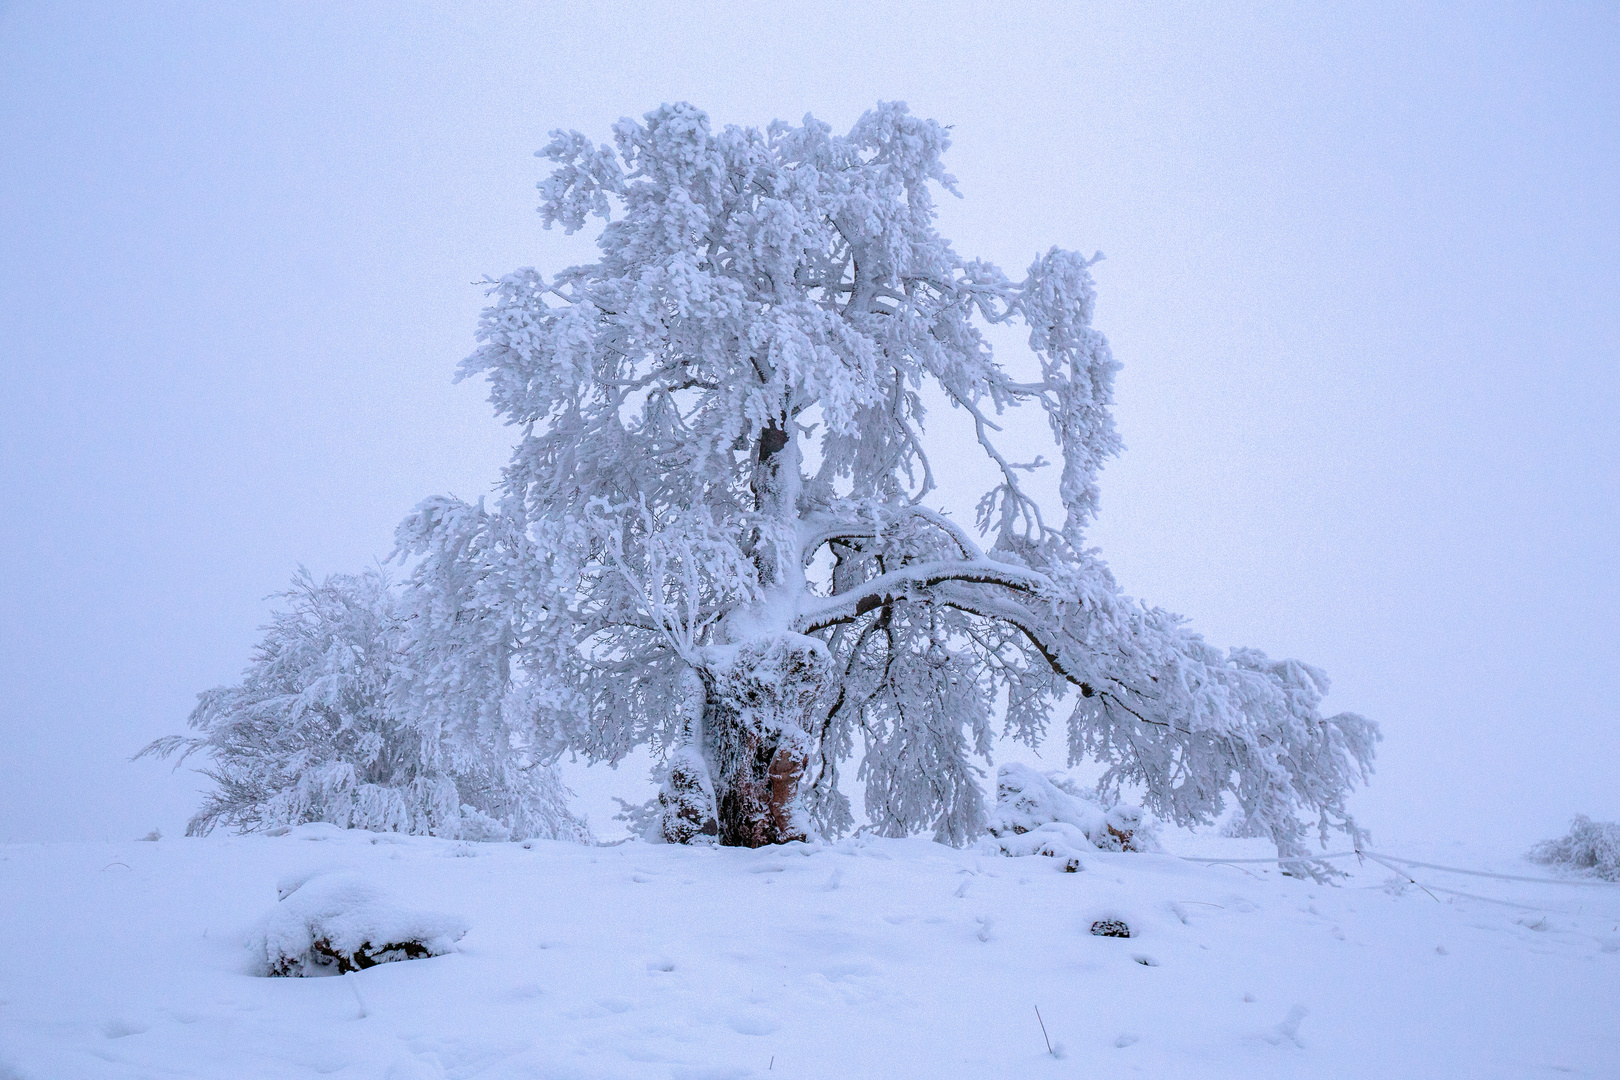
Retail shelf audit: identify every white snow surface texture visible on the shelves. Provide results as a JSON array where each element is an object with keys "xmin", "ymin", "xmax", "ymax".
[{"xmin": 2, "ymin": 825, "xmax": 1616, "ymax": 1079}]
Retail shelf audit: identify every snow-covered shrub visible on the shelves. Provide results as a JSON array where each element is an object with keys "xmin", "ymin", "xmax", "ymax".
[
  {"xmin": 612, "ymin": 746, "xmax": 720, "ymax": 845},
  {"xmin": 1529, "ymin": 815, "xmax": 1620, "ymax": 880},
  {"xmin": 138, "ymin": 569, "xmax": 587, "ymax": 843},
  {"xmin": 987, "ymin": 763, "xmax": 1158, "ymax": 863},
  {"xmin": 256, "ymin": 870, "xmax": 468, "ymax": 976},
  {"xmin": 657, "ymin": 745, "xmax": 720, "ymax": 844}
]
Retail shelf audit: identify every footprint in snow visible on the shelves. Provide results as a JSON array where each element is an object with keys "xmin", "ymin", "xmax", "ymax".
[
  {"xmin": 1263, "ymin": 1004, "xmax": 1309, "ymax": 1047},
  {"xmin": 1114, "ymin": 1033, "xmax": 1139, "ymax": 1048},
  {"xmin": 728, "ymin": 1010, "xmax": 780, "ymax": 1036},
  {"xmin": 386, "ymin": 1051, "xmax": 447, "ymax": 1079}
]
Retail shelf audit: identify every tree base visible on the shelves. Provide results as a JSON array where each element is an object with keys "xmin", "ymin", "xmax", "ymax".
[
  {"xmin": 658, "ymin": 747, "xmax": 719, "ymax": 845},
  {"xmin": 715, "ymin": 737, "xmax": 808, "ymax": 847}
]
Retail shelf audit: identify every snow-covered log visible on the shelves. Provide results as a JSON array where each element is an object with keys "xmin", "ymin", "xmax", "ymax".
[{"xmin": 257, "ymin": 870, "xmax": 468, "ymax": 977}]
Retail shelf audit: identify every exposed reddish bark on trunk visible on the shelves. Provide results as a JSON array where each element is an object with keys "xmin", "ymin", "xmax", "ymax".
[
  {"xmin": 693, "ymin": 636, "xmax": 824, "ymax": 848},
  {"xmin": 711, "ymin": 726, "xmax": 808, "ymax": 847},
  {"xmin": 671, "ymin": 417, "xmax": 819, "ymax": 849},
  {"xmin": 767, "ymin": 744, "xmax": 807, "ymax": 840}
]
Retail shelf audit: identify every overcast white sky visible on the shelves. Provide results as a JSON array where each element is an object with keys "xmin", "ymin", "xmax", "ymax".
[{"xmin": 2, "ymin": 2, "xmax": 1615, "ymax": 847}]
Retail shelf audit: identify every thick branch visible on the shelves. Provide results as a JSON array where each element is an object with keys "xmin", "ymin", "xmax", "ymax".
[
  {"xmin": 794, "ymin": 558, "xmax": 1049, "ymax": 633},
  {"xmin": 924, "ymin": 585, "xmax": 1093, "ymax": 696},
  {"xmin": 797, "ymin": 504, "xmax": 984, "ymax": 565}
]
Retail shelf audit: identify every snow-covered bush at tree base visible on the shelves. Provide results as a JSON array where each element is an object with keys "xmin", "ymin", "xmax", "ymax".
[
  {"xmin": 428, "ymin": 100, "xmax": 1376, "ymax": 858},
  {"xmin": 1530, "ymin": 815, "xmax": 1620, "ymax": 881},
  {"xmin": 257, "ymin": 861, "xmax": 468, "ymax": 976},
  {"xmin": 988, "ymin": 763, "xmax": 1157, "ymax": 864},
  {"xmin": 138, "ymin": 569, "xmax": 586, "ymax": 843}
]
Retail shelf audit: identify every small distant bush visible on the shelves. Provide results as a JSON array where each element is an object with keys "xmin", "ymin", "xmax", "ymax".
[{"xmin": 1529, "ymin": 815, "xmax": 1620, "ymax": 881}]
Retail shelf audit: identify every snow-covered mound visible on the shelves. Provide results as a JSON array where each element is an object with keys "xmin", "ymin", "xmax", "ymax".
[
  {"xmin": 987, "ymin": 762, "xmax": 1157, "ymax": 864},
  {"xmin": 257, "ymin": 868, "xmax": 468, "ymax": 976},
  {"xmin": 1, "ymin": 828, "xmax": 1616, "ymax": 1078}
]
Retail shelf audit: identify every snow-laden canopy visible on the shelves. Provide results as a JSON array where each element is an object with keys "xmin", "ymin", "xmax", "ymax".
[{"xmin": 399, "ymin": 101, "xmax": 1378, "ymax": 859}]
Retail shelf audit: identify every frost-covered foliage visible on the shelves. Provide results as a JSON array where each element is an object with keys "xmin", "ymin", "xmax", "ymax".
[
  {"xmin": 256, "ymin": 868, "xmax": 468, "ymax": 976},
  {"xmin": 138, "ymin": 569, "xmax": 587, "ymax": 842},
  {"xmin": 410, "ymin": 101, "xmax": 1376, "ymax": 857},
  {"xmin": 987, "ymin": 763, "xmax": 1157, "ymax": 863},
  {"xmin": 1529, "ymin": 815, "xmax": 1620, "ymax": 881}
]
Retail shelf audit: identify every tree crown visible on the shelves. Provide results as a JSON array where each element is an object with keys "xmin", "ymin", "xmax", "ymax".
[{"xmin": 399, "ymin": 102, "xmax": 1377, "ymax": 859}]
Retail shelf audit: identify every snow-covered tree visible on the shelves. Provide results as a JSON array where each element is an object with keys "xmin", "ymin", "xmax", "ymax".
[
  {"xmin": 412, "ymin": 101, "xmax": 1378, "ymax": 859},
  {"xmin": 139, "ymin": 568, "xmax": 587, "ymax": 842},
  {"xmin": 1530, "ymin": 815, "xmax": 1620, "ymax": 880}
]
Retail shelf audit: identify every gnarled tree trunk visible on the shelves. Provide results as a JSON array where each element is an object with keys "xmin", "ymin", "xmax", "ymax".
[
  {"xmin": 660, "ymin": 415, "xmax": 826, "ymax": 847},
  {"xmin": 694, "ymin": 635, "xmax": 825, "ymax": 847}
]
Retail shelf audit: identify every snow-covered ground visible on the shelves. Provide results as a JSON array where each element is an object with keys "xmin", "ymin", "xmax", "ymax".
[{"xmin": 2, "ymin": 827, "xmax": 1616, "ymax": 1079}]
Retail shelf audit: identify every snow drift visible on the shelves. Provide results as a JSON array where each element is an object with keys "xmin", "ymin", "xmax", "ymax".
[{"xmin": 2, "ymin": 830, "xmax": 1616, "ymax": 1079}]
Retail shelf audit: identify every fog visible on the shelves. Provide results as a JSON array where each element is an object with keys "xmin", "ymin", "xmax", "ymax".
[{"xmin": 3, "ymin": 2, "xmax": 1615, "ymax": 848}]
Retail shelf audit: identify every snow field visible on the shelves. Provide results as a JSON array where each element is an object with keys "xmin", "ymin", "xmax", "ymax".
[{"xmin": 1, "ymin": 827, "xmax": 1616, "ymax": 1079}]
